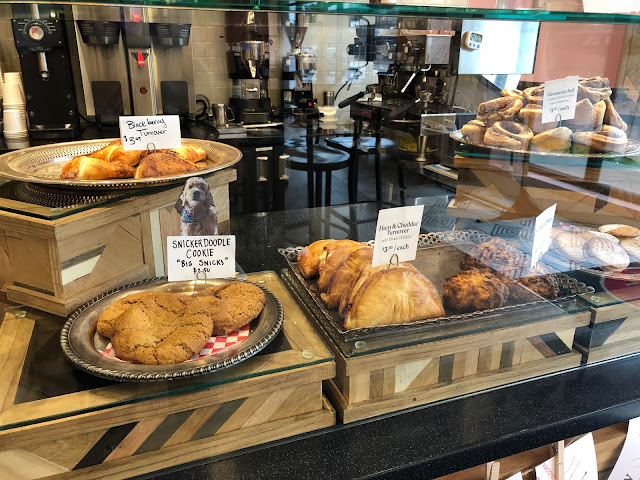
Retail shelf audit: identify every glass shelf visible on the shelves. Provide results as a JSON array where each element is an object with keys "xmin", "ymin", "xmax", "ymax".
[{"xmin": 25, "ymin": 0, "xmax": 640, "ymax": 24}]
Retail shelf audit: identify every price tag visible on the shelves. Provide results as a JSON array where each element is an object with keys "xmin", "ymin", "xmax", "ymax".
[
  {"xmin": 542, "ymin": 76, "xmax": 579, "ymax": 124},
  {"xmin": 607, "ymin": 417, "xmax": 640, "ymax": 480},
  {"xmin": 119, "ymin": 115, "xmax": 181, "ymax": 151},
  {"xmin": 372, "ymin": 205, "xmax": 424, "ymax": 267},
  {"xmin": 535, "ymin": 433, "xmax": 598, "ymax": 480},
  {"xmin": 167, "ymin": 235, "xmax": 236, "ymax": 281},
  {"xmin": 530, "ymin": 203, "xmax": 556, "ymax": 268}
]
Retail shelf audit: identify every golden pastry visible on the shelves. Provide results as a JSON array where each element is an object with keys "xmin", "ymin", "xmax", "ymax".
[
  {"xmin": 593, "ymin": 100, "xmax": 606, "ymax": 131},
  {"xmin": 518, "ymin": 104, "xmax": 559, "ymax": 134},
  {"xmin": 523, "ymin": 84, "xmax": 545, "ymax": 104},
  {"xmin": 577, "ymin": 76, "xmax": 612, "ymax": 103},
  {"xmin": 530, "ymin": 127, "xmax": 573, "ymax": 152},
  {"xmin": 321, "ymin": 246, "xmax": 373, "ymax": 309},
  {"xmin": 484, "ymin": 121, "xmax": 533, "ymax": 150},
  {"xmin": 564, "ymin": 98, "xmax": 595, "ymax": 132},
  {"xmin": 298, "ymin": 239, "xmax": 336, "ymax": 278},
  {"xmin": 317, "ymin": 241, "xmax": 364, "ymax": 293},
  {"xmin": 501, "ymin": 88, "xmax": 523, "ymax": 100},
  {"xmin": 598, "ymin": 224, "xmax": 640, "ymax": 238},
  {"xmin": 134, "ymin": 152, "xmax": 202, "ymax": 179},
  {"xmin": 603, "ymin": 99, "xmax": 628, "ymax": 132},
  {"xmin": 442, "ymin": 268, "xmax": 509, "ymax": 313},
  {"xmin": 60, "ymin": 155, "xmax": 136, "ymax": 180},
  {"xmin": 461, "ymin": 119, "xmax": 486, "ymax": 144},
  {"xmin": 476, "ymin": 96, "xmax": 523, "ymax": 126},
  {"xmin": 572, "ymin": 125, "xmax": 627, "ymax": 154}
]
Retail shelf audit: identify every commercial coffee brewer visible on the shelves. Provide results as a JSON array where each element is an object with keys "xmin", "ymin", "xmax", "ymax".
[
  {"xmin": 72, "ymin": 5, "xmax": 131, "ymax": 124},
  {"xmin": 11, "ymin": 4, "xmax": 79, "ymax": 139},
  {"xmin": 281, "ymin": 13, "xmax": 318, "ymax": 116},
  {"xmin": 226, "ymin": 11, "xmax": 274, "ymax": 124}
]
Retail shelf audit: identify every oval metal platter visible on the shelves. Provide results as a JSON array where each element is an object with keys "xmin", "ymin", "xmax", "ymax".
[
  {"xmin": 0, "ymin": 138, "xmax": 242, "ymax": 190},
  {"xmin": 450, "ymin": 129, "xmax": 640, "ymax": 158},
  {"xmin": 60, "ymin": 277, "xmax": 284, "ymax": 382}
]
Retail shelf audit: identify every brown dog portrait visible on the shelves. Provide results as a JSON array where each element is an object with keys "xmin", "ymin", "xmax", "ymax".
[{"xmin": 176, "ymin": 177, "xmax": 218, "ymax": 236}]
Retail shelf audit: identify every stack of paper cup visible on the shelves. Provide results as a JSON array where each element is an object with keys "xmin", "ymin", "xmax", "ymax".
[{"xmin": 3, "ymin": 72, "xmax": 28, "ymax": 141}]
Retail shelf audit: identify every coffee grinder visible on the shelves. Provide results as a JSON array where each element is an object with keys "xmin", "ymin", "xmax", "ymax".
[
  {"xmin": 281, "ymin": 13, "xmax": 318, "ymax": 116},
  {"xmin": 226, "ymin": 12, "xmax": 274, "ymax": 124},
  {"xmin": 11, "ymin": 4, "xmax": 79, "ymax": 139}
]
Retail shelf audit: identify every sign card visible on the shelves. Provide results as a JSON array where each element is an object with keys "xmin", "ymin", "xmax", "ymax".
[
  {"xmin": 535, "ymin": 433, "xmax": 598, "ymax": 480},
  {"xmin": 167, "ymin": 235, "xmax": 236, "ymax": 281},
  {"xmin": 119, "ymin": 115, "xmax": 181, "ymax": 151},
  {"xmin": 372, "ymin": 205, "xmax": 424, "ymax": 267},
  {"xmin": 542, "ymin": 76, "xmax": 579, "ymax": 123},
  {"xmin": 506, "ymin": 473, "xmax": 523, "ymax": 480},
  {"xmin": 607, "ymin": 417, "xmax": 640, "ymax": 480},
  {"xmin": 530, "ymin": 203, "xmax": 557, "ymax": 268}
]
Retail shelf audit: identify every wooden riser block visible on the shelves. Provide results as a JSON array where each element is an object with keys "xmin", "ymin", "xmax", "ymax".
[{"xmin": 1, "ymin": 397, "xmax": 335, "ymax": 480}]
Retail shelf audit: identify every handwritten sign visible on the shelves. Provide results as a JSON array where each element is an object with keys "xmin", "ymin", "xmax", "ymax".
[
  {"xmin": 535, "ymin": 433, "xmax": 598, "ymax": 480},
  {"xmin": 530, "ymin": 203, "xmax": 557, "ymax": 268},
  {"xmin": 167, "ymin": 235, "xmax": 236, "ymax": 281},
  {"xmin": 119, "ymin": 115, "xmax": 181, "ymax": 151},
  {"xmin": 372, "ymin": 205, "xmax": 424, "ymax": 267},
  {"xmin": 607, "ymin": 417, "xmax": 640, "ymax": 480},
  {"xmin": 542, "ymin": 76, "xmax": 579, "ymax": 123}
]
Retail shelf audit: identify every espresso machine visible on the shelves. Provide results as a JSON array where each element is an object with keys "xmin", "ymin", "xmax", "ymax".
[
  {"xmin": 226, "ymin": 12, "xmax": 274, "ymax": 124},
  {"xmin": 281, "ymin": 13, "xmax": 318, "ymax": 116},
  {"xmin": 122, "ymin": 7, "xmax": 195, "ymax": 117},
  {"xmin": 11, "ymin": 4, "xmax": 79, "ymax": 139},
  {"xmin": 72, "ymin": 5, "xmax": 131, "ymax": 124}
]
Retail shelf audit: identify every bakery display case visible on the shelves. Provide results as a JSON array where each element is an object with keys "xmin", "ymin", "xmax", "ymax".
[{"xmin": 2, "ymin": 0, "xmax": 640, "ymax": 478}]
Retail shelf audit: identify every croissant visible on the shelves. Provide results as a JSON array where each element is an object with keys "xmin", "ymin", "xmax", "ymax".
[
  {"xmin": 321, "ymin": 246, "xmax": 373, "ymax": 309},
  {"xmin": 88, "ymin": 139, "xmax": 142, "ymax": 167},
  {"xmin": 298, "ymin": 240, "xmax": 337, "ymax": 278},
  {"xmin": 60, "ymin": 155, "xmax": 135, "ymax": 180},
  {"xmin": 343, "ymin": 267, "xmax": 445, "ymax": 330},
  {"xmin": 134, "ymin": 152, "xmax": 202, "ymax": 179},
  {"xmin": 317, "ymin": 241, "xmax": 364, "ymax": 293}
]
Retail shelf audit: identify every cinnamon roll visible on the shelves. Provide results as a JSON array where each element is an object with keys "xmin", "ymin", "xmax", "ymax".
[
  {"xmin": 501, "ymin": 88, "xmax": 523, "ymax": 100},
  {"xmin": 484, "ymin": 121, "xmax": 534, "ymax": 150},
  {"xmin": 530, "ymin": 127, "xmax": 573, "ymax": 152},
  {"xmin": 565, "ymin": 98, "xmax": 595, "ymax": 132},
  {"xmin": 593, "ymin": 100, "xmax": 606, "ymax": 131},
  {"xmin": 572, "ymin": 125, "xmax": 628, "ymax": 153},
  {"xmin": 461, "ymin": 119, "xmax": 486, "ymax": 144},
  {"xmin": 518, "ymin": 104, "xmax": 559, "ymax": 134},
  {"xmin": 578, "ymin": 76, "xmax": 612, "ymax": 103},
  {"xmin": 604, "ymin": 99, "xmax": 628, "ymax": 132},
  {"xmin": 523, "ymin": 85, "xmax": 545, "ymax": 105},
  {"xmin": 476, "ymin": 96, "xmax": 523, "ymax": 126}
]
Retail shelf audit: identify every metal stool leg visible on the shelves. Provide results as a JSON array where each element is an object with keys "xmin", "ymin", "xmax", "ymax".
[{"xmin": 325, "ymin": 171, "xmax": 332, "ymax": 206}]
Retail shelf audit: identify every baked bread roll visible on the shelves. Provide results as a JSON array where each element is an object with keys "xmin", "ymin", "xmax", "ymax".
[
  {"xmin": 343, "ymin": 267, "xmax": 444, "ymax": 330},
  {"xmin": 598, "ymin": 224, "xmax": 640, "ymax": 238},
  {"xmin": 484, "ymin": 121, "xmax": 533, "ymax": 150},
  {"xmin": 565, "ymin": 98, "xmax": 595, "ymax": 132},
  {"xmin": 572, "ymin": 125, "xmax": 627, "ymax": 154},
  {"xmin": 620, "ymin": 237, "xmax": 640, "ymax": 262},
  {"xmin": 518, "ymin": 104, "xmax": 559, "ymax": 134},
  {"xmin": 523, "ymin": 85, "xmax": 545, "ymax": 105},
  {"xmin": 530, "ymin": 127, "xmax": 572, "ymax": 152},
  {"xmin": 476, "ymin": 96, "xmax": 523, "ymax": 126},
  {"xmin": 553, "ymin": 231, "xmax": 587, "ymax": 263},
  {"xmin": 603, "ymin": 99, "xmax": 628, "ymax": 132},
  {"xmin": 321, "ymin": 246, "xmax": 373, "ymax": 309},
  {"xmin": 577, "ymin": 76, "xmax": 612, "ymax": 103},
  {"xmin": 298, "ymin": 239, "xmax": 336, "ymax": 278},
  {"xmin": 584, "ymin": 236, "xmax": 630, "ymax": 271},
  {"xmin": 60, "ymin": 155, "xmax": 136, "ymax": 180},
  {"xmin": 317, "ymin": 241, "xmax": 364, "ymax": 293},
  {"xmin": 442, "ymin": 269, "xmax": 509, "ymax": 313},
  {"xmin": 501, "ymin": 88, "xmax": 523, "ymax": 100},
  {"xmin": 134, "ymin": 152, "xmax": 202, "ymax": 179},
  {"xmin": 461, "ymin": 119, "xmax": 486, "ymax": 144}
]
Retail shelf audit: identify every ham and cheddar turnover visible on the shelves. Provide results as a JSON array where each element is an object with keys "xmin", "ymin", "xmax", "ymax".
[{"xmin": 59, "ymin": 139, "xmax": 211, "ymax": 180}]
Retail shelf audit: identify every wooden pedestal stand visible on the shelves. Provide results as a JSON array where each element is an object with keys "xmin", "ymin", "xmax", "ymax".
[
  {"xmin": 283, "ymin": 271, "xmax": 590, "ymax": 424},
  {"xmin": 0, "ymin": 169, "xmax": 235, "ymax": 316},
  {"xmin": 0, "ymin": 272, "xmax": 335, "ymax": 480},
  {"xmin": 574, "ymin": 291, "xmax": 640, "ymax": 363}
]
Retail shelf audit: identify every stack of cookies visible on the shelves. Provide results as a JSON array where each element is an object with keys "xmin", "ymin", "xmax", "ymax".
[
  {"xmin": 96, "ymin": 281, "xmax": 266, "ymax": 365},
  {"xmin": 550, "ymin": 223, "xmax": 640, "ymax": 271}
]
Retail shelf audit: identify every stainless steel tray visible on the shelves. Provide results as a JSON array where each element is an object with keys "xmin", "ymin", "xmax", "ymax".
[
  {"xmin": 60, "ymin": 277, "xmax": 283, "ymax": 381},
  {"xmin": 0, "ymin": 138, "xmax": 242, "ymax": 190},
  {"xmin": 450, "ymin": 129, "xmax": 640, "ymax": 158},
  {"xmin": 279, "ymin": 231, "xmax": 592, "ymax": 341}
]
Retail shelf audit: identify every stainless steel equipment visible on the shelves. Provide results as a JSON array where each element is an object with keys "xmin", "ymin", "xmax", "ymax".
[
  {"xmin": 226, "ymin": 12, "xmax": 274, "ymax": 124},
  {"xmin": 73, "ymin": 5, "xmax": 131, "ymax": 122},
  {"xmin": 281, "ymin": 13, "xmax": 317, "ymax": 115},
  {"xmin": 123, "ymin": 7, "xmax": 195, "ymax": 116}
]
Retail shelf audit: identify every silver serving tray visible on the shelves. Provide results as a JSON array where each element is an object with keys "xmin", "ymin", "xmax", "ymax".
[
  {"xmin": 279, "ymin": 231, "xmax": 592, "ymax": 341},
  {"xmin": 60, "ymin": 277, "xmax": 283, "ymax": 381},
  {"xmin": 450, "ymin": 129, "xmax": 640, "ymax": 158},
  {"xmin": 0, "ymin": 138, "xmax": 242, "ymax": 190}
]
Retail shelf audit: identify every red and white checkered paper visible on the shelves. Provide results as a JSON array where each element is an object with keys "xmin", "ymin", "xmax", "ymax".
[{"xmin": 100, "ymin": 324, "xmax": 251, "ymax": 363}]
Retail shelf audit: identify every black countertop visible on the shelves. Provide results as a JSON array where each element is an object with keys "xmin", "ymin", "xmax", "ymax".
[{"xmin": 131, "ymin": 203, "xmax": 640, "ymax": 480}]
